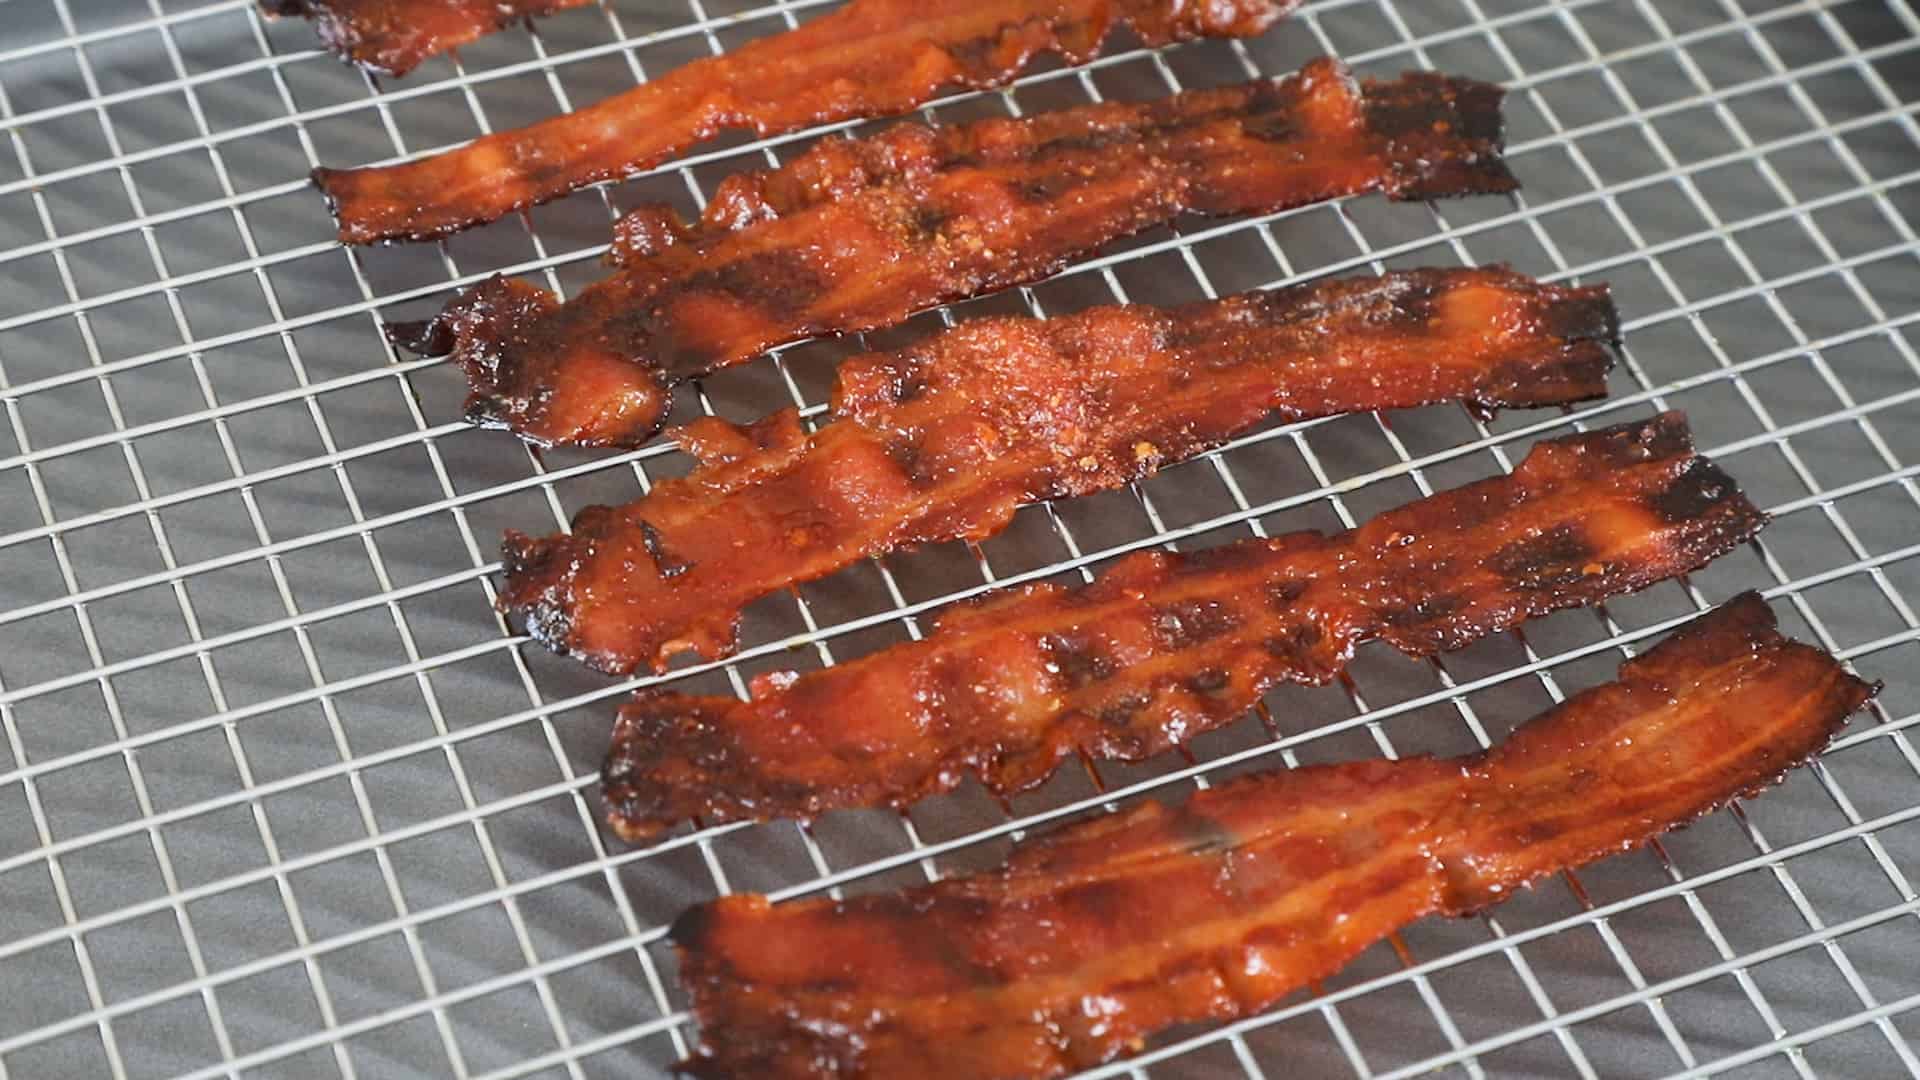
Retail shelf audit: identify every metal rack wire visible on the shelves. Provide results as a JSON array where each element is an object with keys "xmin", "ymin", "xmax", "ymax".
[{"xmin": 0, "ymin": 0, "xmax": 1916, "ymax": 1076}]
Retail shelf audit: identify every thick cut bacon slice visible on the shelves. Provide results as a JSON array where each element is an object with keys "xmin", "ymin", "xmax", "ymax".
[
  {"xmin": 318, "ymin": 0, "xmax": 1295, "ymax": 242},
  {"xmin": 398, "ymin": 57, "xmax": 1519, "ymax": 448},
  {"xmin": 602, "ymin": 414, "xmax": 1767, "ymax": 839},
  {"xmin": 503, "ymin": 268, "xmax": 1618, "ymax": 677},
  {"xmin": 260, "ymin": 0, "xmax": 593, "ymax": 77},
  {"xmin": 674, "ymin": 592, "xmax": 1873, "ymax": 1079}
]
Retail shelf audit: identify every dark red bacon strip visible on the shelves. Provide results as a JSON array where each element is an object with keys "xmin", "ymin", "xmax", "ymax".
[
  {"xmin": 674, "ymin": 592, "xmax": 1872, "ymax": 1079},
  {"xmin": 503, "ymin": 268, "xmax": 1618, "ymax": 676},
  {"xmin": 602, "ymin": 414, "xmax": 1767, "ymax": 839},
  {"xmin": 259, "ymin": 0, "xmax": 592, "ymax": 77},
  {"xmin": 317, "ymin": 0, "xmax": 1295, "ymax": 241},
  {"xmin": 398, "ymin": 57, "xmax": 1519, "ymax": 448}
]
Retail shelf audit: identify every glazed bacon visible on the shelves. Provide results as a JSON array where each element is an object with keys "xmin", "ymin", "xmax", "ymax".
[
  {"xmin": 317, "ymin": 0, "xmax": 1296, "ymax": 242},
  {"xmin": 398, "ymin": 57, "xmax": 1520, "ymax": 448},
  {"xmin": 502, "ymin": 267, "xmax": 1619, "ymax": 677},
  {"xmin": 602, "ymin": 414, "xmax": 1768, "ymax": 840},
  {"xmin": 260, "ymin": 0, "xmax": 592, "ymax": 77},
  {"xmin": 673, "ymin": 592, "xmax": 1873, "ymax": 1079}
]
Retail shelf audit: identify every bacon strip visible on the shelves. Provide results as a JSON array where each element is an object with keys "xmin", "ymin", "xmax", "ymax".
[
  {"xmin": 602, "ymin": 414, "xmax": 1768, "ymax": 840},
  {"xmin": 317, "ymin": 0, "xmax": 1294, "ymax": 242},
  {"xmin": 259, "ymin": 0, "xmax": 593, "ymax": 76},
  {"xmin": 673, "ymin": 592, "xmax": 1872, "ymax": 1079},
  {"xmin": 503, "ymin": 268, "xmax": 1618, "ymax": 677},
  {"xmin": 398, "ymin": 57, "xmax": 1519, "ymax": 448}
]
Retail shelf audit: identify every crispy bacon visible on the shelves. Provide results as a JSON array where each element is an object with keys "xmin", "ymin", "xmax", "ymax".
[
  {"xmin": 259, "ymin": 0, "xmax": 592, "ymax": 76},
  {"xmin": 502, "ymin": 267, "xmax": 1619, "ymax": 677},
  {"xmin": 673, "ymin": 592, "xmax": 1873, "ymax": 1079},
  {"xmin": 317, "ymin": 0, "xmax": 1295, "ymax": 242},
  {"xmin": 397, "ymin": 57, "xmax": 1520, "ymax": 448},
  {"xmin": 601, "ymin": 413, "xmax": 1768, "ymax": 840}
]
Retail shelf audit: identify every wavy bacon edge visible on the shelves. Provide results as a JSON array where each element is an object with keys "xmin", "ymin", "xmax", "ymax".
[
  {"xmin": 259, "ymin": 0, "xmax": 592, "ymax": 77},
  {"xmin": 672, "ymin": 591, "xmax": 1874, "ymax": 1079},
  {"xmin": 601, "ymin": 412, "xmax": 1767, "ymax": 840},
  {"xmin": 497, "ymin": 266, "xmax": 1619, "ymax": 677},
  {"xmin": 316, "ymin": 0, "xmax": 1297, "ymax": 242},
  {"xmin": 395, "ymin": 57, "xmax": 1520, "ymax": 449}
]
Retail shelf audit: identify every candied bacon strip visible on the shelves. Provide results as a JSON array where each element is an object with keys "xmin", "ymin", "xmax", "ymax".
[
  {"xmin": 602, "ymin": 413, "xmax": 1768, "ymax": 839},
  {"xmin": 259, "ymin": 0, "xmax": 593, "ymax": 77},
  {"xmin": 398, "ymin": 57, "xmax": 1519, "ymax": 448},
  {"xmin": 317, "ymin": 0, "xmax": 1295, "ymax": 242},
  {"xmin": 673, "ymin": 592, "xmax": 1874, "ymax": 1079},
  {"xmin": 502, "ymin": 267, "xmax": 1619, "ymax": 676}
]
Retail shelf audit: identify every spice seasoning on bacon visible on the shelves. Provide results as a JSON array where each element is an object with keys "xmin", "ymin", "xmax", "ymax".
[
  {"xmin": 397, "ymin": 57, "xmax": 1521, "ymax": 448},
  {"xmin": 501, "ymin": 267, "xmax": 1618, "ymax": 677},
  {"xmin": 672, "ymin": 591, "xmax": 1871, "ymax": 1079},
  {"xmin": 316, "ymin": 0, "xmax": 1296, "ymax": 241},
  {"xmin": 259, "ymin": 0, "xmax": 593, "ymax": 77},
  {"xmin": 601, "ymin": 413, "xmax": 1768, "ymax": 839}
]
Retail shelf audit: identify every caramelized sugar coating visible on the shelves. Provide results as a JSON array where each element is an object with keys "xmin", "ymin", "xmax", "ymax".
[
  {"xmin": 674, "ymin": 592, "xmax": 1871, "ymax": 1079},
  {"xmin": 501, "ymin": 267, "xmax": 1618, "ymax": 676},
  {"xmin": 260, "ymin": 0, "xmax": 592, "ymax": 77},
  {"xmin": 601, "ymin": 414, "xmax": 1767, "ymax": 839},
  {"xmin": 317, "ymin": 0, "xmax": 1295, "ymax": 241},
  {"xmin": 398, "ymin": 57, "xmax": 1519, "ymax": 447}
]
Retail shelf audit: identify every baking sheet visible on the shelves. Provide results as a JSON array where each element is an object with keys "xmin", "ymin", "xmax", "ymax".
[{"xmin": 0, "ymin": 1, "xmax": 1917, "ymax": 1077}]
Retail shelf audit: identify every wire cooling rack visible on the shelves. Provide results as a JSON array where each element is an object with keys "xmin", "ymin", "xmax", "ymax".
[{"xmin": 0, "ymin": 1, "xmax": 1917, "ymax": 1077}]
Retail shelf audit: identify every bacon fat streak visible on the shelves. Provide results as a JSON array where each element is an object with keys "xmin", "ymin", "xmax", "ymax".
[
  {"xmin": 503, "ymin": 267, "xmax": 1618, "ymax": 676},
  {"xmin": 317, "ymin": 0, "xmax": 1295, "ymax": 241},
  {"xmin": 674, "ymin": 591, "xmax": 1872, "ymax": 1079},
  {"xmin": 259, "ymin": 0, "xmax": 592, "ymax": 77},
  {"xmin": 398, "ymin": 57, "xmax": 1519, "ymax": 448},
  {"xmin": 602, "ymin": 413, "xmax": 1765, "ymax": 839}
]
